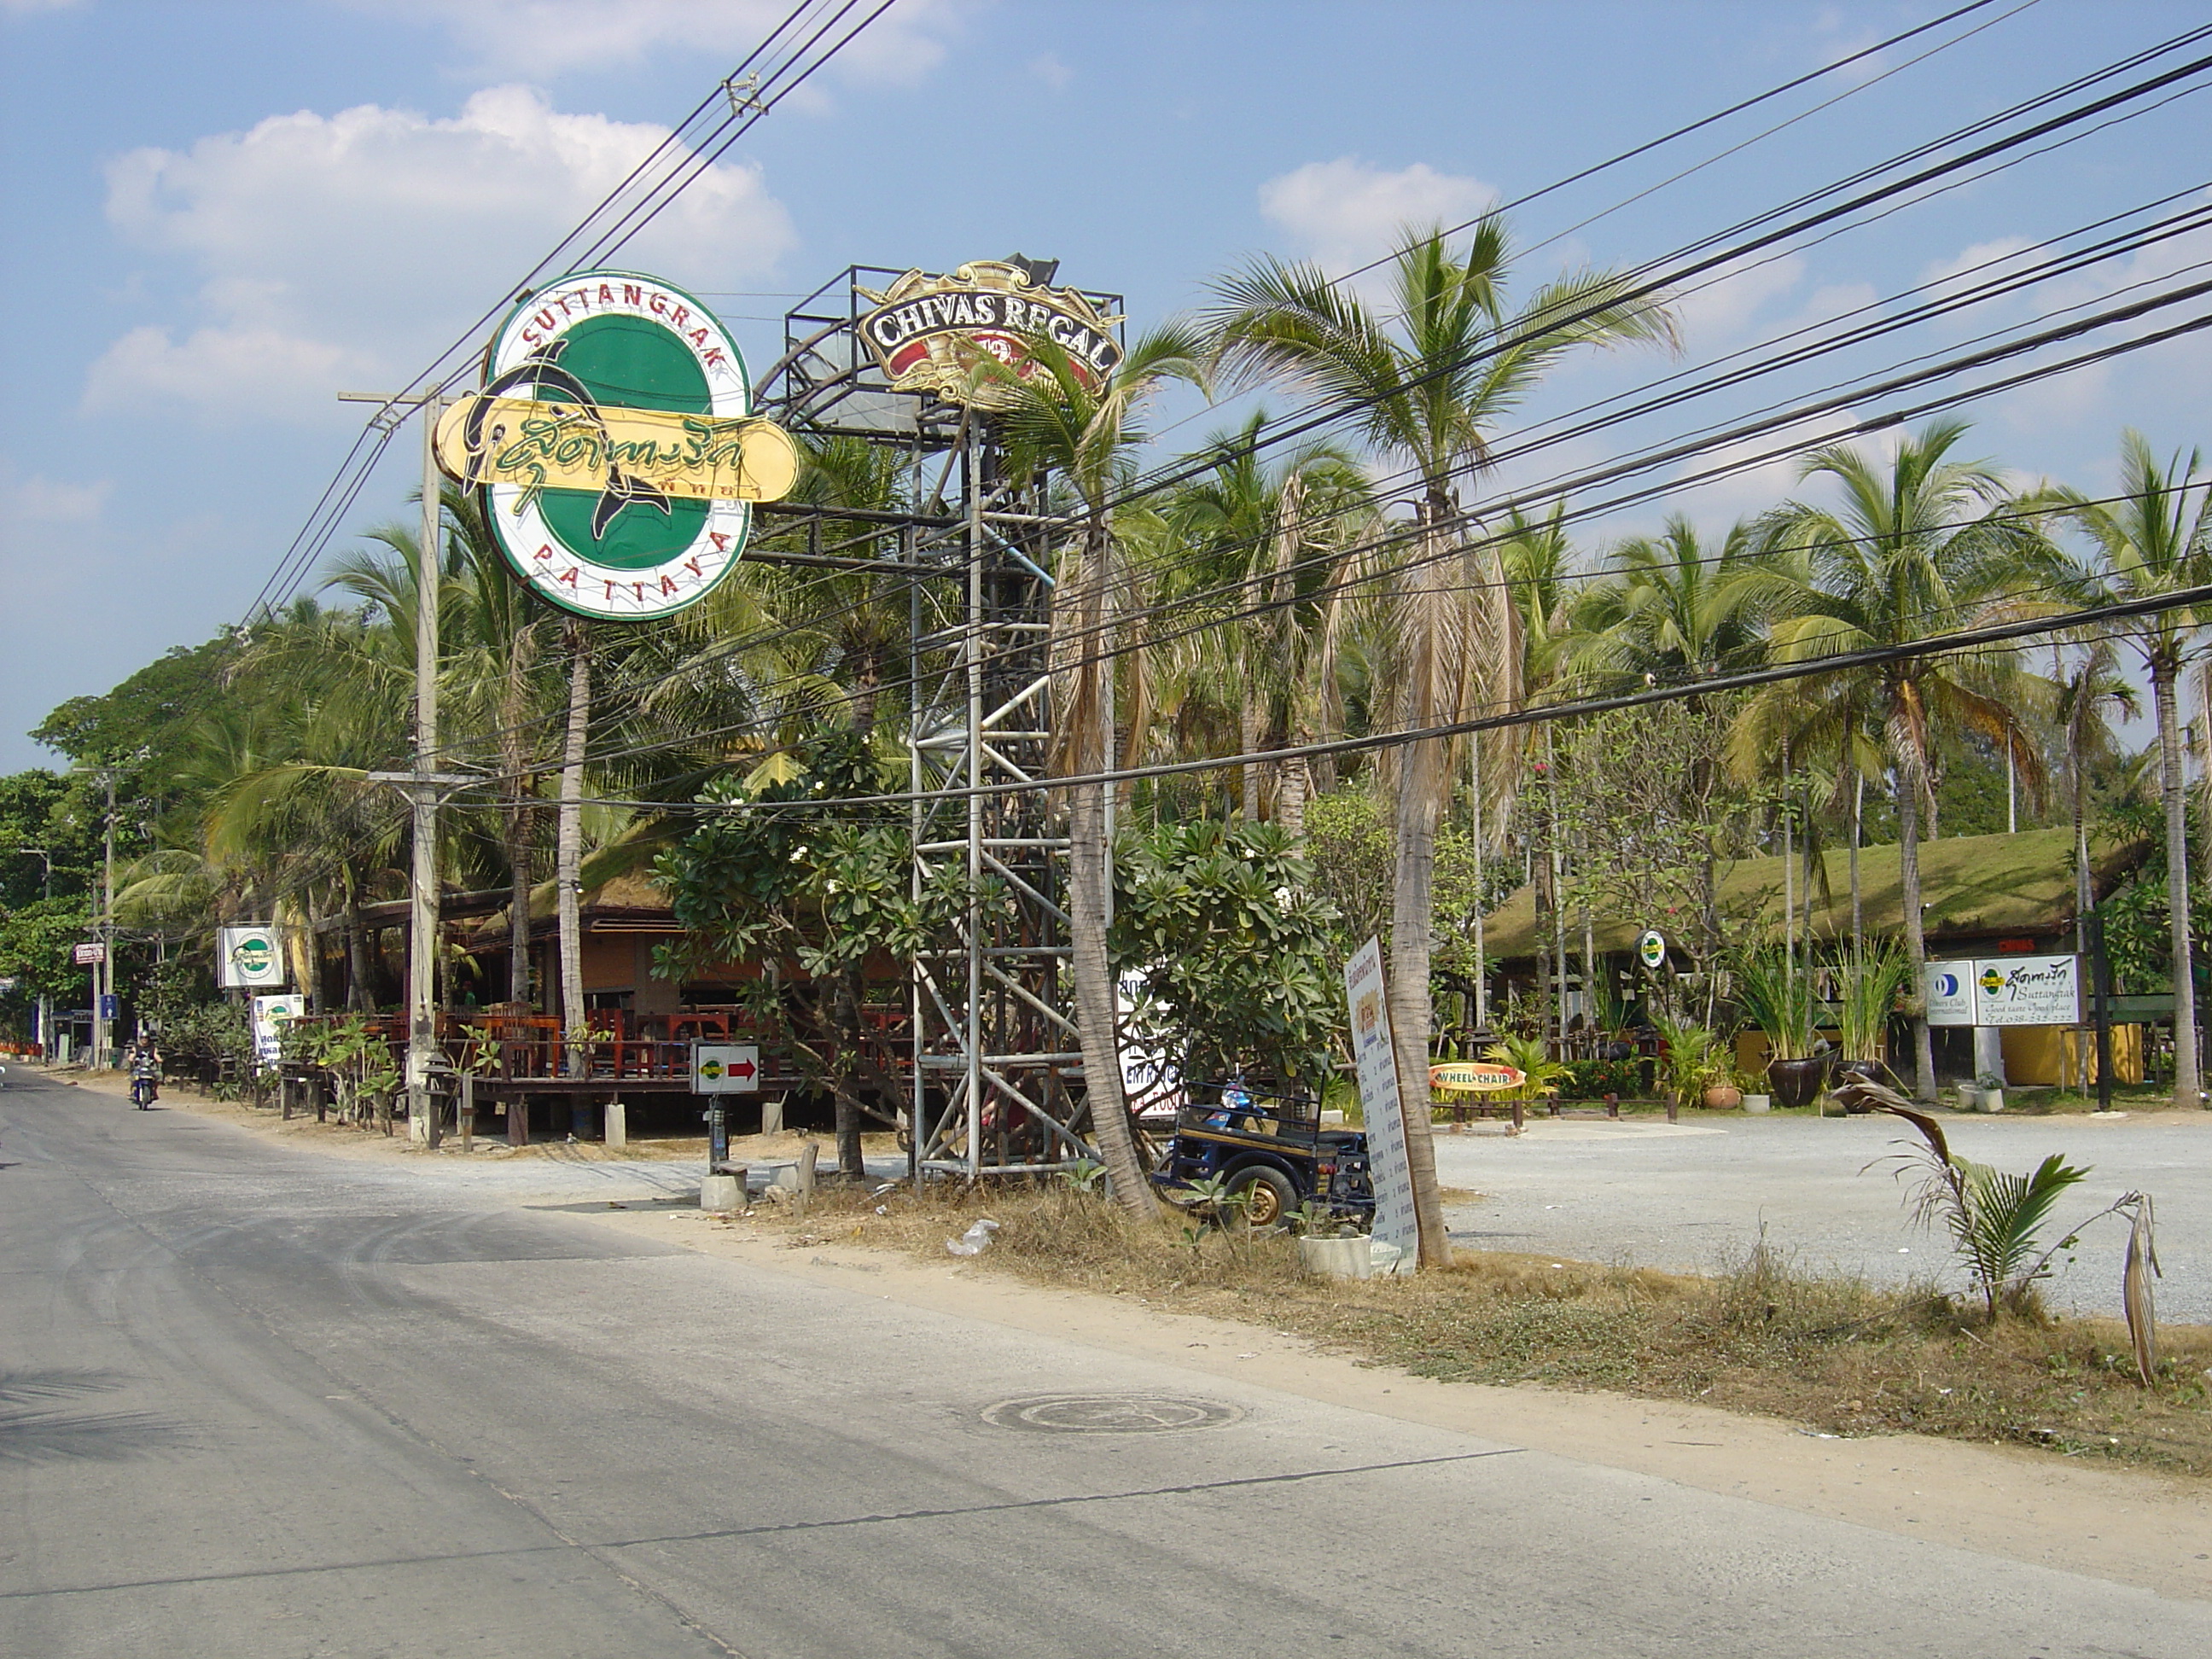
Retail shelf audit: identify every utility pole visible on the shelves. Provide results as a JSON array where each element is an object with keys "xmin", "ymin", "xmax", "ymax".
[
  {"xmin": 8, "ymin": 847, "xmax": 53, "ymax": 1057},
  {"xmin": 102, "ymin": 769, "xmax": 115, "ymax": 1065},
  {"xmin": 348, "ymin": 389, "xmax": 469, "ymax": 1147},
  {"xmin": 69, "ymin": 767, "xmax": 119, "ymax": 1067}
]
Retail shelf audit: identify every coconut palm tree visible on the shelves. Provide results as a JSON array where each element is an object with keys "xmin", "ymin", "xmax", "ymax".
[
  {"xmin": 977, "ymin": 326, "xmax": 1208, "ymax": 1220},
  {"xmin": 1567, "ymin": 515, "xmax": 1767, "ymax": 688},
  {"xmin": 1732, "ymin": 418, "xmax": 2060, "ymax": 1100},
  {"xmin": 1151, "ymin": 412, "xmax": 1373, "ymax": 830},
  {"xmin": 1207, "ymin": 221, "xmax": 1676, "ymax": 1266},
  {"xmin": 2041, "ymin": 432, "xmax": 2212, "ymax": 1109},
  {"xmin": 2054, "ymin": 645, "xmax": 2140, "ymax": 952}
]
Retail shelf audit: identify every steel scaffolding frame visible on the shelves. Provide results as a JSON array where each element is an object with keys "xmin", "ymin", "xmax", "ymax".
[{"xmin": 757, "ymin": 265, "xmax": 1121, "ymax": 1179}]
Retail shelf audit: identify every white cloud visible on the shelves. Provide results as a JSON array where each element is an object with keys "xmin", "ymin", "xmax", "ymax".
[
  {"xmin": 1670, "ymin": 252, "xmax": 1808, "ymax": 348},
  {"xmin": 91, "ymin": 84, "xmax": 797, "ymax": 415},
  {"xmin": 1027, "ymin": 53, "xmax": 1073, "ymax": 90},
  {"xmin": 1259, "ymin": 158, "xmax": 1496, "ymax": 276},
  {"xmin": 352, "ymin": 0, "xmax": 965, "ymax": 83},
  {"xmin": 0, "ymin": 467, "xmax": 109, "ymax": 529}
]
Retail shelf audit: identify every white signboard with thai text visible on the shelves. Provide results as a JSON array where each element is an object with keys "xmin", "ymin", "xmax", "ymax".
[
  {"xmin": 1924, "ymin": 961, "xmax": 1976, "ymax": 1027},
  {"xmin": 1972, "ymin": 954, "xmax": 2081, "ymax": 1027},
  {"xmin": 1343, "ymin": 936, "xmax": 1417, "ymax": 1272},
  {"xmin": 251, "ymin": 994, "xmax": 306, "ymax": 1063}
]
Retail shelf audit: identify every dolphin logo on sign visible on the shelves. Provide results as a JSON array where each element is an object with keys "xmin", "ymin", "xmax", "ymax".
[{"xmin": 439, "ymin": 271, "xmax": 797, "ymax": 622}]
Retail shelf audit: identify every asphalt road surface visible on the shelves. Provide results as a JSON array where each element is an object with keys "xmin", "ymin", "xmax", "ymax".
[
  {"xmin": 1433, "ymin": 1111, "xmax": 2212, "ymax": 1321},
  {"xmin": 4, "ymin": 1069, "xmax": 2206, "ymax": 1658}
]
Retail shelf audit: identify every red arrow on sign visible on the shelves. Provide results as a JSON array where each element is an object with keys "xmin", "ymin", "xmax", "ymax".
[{"xmin": 730, "ymin": 1060, "xmax": 757, "ymax": 1080}]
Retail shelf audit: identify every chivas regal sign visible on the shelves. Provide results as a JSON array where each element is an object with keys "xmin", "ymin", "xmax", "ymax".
[
  {"xmin": 858, "ymin": 261, "xmax": 1124, "ymax": 405},
  {"xmin": 436, "ymin": 270, "xmax": 797, "ymax": 622}
]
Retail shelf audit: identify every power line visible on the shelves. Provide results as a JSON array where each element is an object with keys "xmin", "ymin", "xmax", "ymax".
[
  {"xmin": 486, "ymin": 253, "xmax": 2212, "ymax": 780},
  {"xmin": 243, "ymin": 0, "xmax": 893, "ymax": 620},
  {"xmin": 573, "ymin": 575, "xmax": 2212, "ymax": 819}
]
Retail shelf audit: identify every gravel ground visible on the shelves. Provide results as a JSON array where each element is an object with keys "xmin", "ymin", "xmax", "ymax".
[{"xmin": 1432, "ymin": 1110, "xmax": 2212, "ymax": 1322}]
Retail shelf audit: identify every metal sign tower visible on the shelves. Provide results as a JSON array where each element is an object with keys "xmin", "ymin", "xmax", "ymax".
[{"xmin": 759, "ymin": 265, "xmax": 1121, "ymax": 1178}]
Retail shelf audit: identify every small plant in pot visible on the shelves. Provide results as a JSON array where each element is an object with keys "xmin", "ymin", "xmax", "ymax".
[{"xmin": 1652, "ymin": 1016, "xmax": 1729, "ymax": 1115}]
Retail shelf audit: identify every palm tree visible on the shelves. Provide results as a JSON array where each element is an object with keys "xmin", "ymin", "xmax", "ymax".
[
  {"xmin": 1567, "ymin": 515, "xmax": 1766, "ymax": 688},
  {"xmin": 980, "ymin": 326, "xmax": 1208, "ymax": 1220},
  {"xmin": 1207, "ymin": 221, "xmax": 1675, "ymax": 1266},
  {"xmin": 2054, "ymin": 645, "xmax": 2139, "ymax": 949},
  {"xmin": 1153, "ymin": 412, "xmax": 1372, "ymax": 830},
  {"xmin": 1732, "ymin": 418, "xmax": 2058, "ymax": 1100},
  {"xmin": 2043, "ymin": 432, "xmax": 2212, "ymax": 1109}
]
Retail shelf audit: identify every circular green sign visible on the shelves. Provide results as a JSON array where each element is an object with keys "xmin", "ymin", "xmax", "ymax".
[
  {"xmin": 479, "ymin": 271, "xmax": 753, "ymax": 620},
  {"xmin": 1638, "ymin": 929, "xmax": 1667, "ymax": 970}
]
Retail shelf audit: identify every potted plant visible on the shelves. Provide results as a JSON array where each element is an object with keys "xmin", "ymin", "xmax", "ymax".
[
  {"xmin": 1483, "ymin": 1032, "xmax": 1569, "ymax": 1132},
  {"xmin": 1732, "ymin": 944, "xmax": 1825, "ymax": 1109},
  {"xmin": 1653, "ymin": 1016, "xmax": 1728, "ymax": 1115},
  {"xmin": 1831, "ymin": 942, "xmax": 1912, "ymax": 1110}
]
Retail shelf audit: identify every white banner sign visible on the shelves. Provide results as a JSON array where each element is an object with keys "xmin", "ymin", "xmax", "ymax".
[
  {"xmin": 1343, "ymin": 936, "xmax": 1417, "ymax": 1272},
  {"xmin": 692, "ymin": 1043, "xmax": 760, "ymax": 1093},
  {"xmin": 1927, "ymin": 955, "xmax": 2081, "ymax": 1027},
  {"xmin": 1973, "ymin": 954, "xmax": 2081, "ymax": 1027},
  {"xmin": 251, "ymin": 994, "xmax": 306, "ymax": 1063},
  {"xmin": 218, "ymin": 925, "xmax": 286, "ymax": 988},
  {"xmin": 1924, "ymin": 961, "xmax": 1976, "ymax": 1027}
]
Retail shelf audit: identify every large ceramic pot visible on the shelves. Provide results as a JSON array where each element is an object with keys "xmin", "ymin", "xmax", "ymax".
[
  {"xmin": 1703, "ymin": 1084, "xmax": 1743, "ymax": 1109},
  {"xmin": 1767, "ymin": 1054, "xmax": 1831, "ymax": 1110}
]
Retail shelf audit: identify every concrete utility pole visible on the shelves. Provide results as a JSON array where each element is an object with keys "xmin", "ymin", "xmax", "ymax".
[
  {"xmin": 348, "ymin": 390, "xmax": 470, "ymax": 1147},
  {"xmin": 71, "ymin": 768, "xmax": 119, "ymax": 1067},
  {"xmin": 9, "ymin": 847, "xmax": 53, "ymax": 1057}
]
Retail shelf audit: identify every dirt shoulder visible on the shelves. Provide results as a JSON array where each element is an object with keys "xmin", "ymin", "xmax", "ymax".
[{"xmin": 47, "ymin": 1068, "xmax": 2209, "ymax": 1602}]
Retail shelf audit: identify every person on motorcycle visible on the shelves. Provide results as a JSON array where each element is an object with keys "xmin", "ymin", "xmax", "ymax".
[{"xmin": 127, "ymin": 1037, "xmax": 162, "ymax": 1109}]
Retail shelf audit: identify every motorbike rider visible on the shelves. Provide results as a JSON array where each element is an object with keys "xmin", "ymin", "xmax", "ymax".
[{"xmin": 127, "ymin": 1035, "xmax": 162, "ymax": 1109}]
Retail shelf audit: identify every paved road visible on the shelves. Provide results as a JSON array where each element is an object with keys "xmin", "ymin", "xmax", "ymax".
[
  {"xmin": 4, "ymin": 1070, "xmax": 2207, "ymax": 1657},
  {"xmin": 1435, "ymin": 1111, "xmax": 2212, "ymax": 1321}
]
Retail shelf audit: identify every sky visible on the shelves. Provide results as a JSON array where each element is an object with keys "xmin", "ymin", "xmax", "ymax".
[{"xmin": 3, "ymin": 0, "xmax": 2209, "ymax": 771}]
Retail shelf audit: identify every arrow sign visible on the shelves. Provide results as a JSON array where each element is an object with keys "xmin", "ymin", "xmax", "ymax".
[{"xmin": 692, "ymin": 1043, "xmax": 760, "ymax": 1094}]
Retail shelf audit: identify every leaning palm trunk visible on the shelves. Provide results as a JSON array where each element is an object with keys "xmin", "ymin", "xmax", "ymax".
[
  {"xmin": 1059, "ymin": 520, "xmax": 1157, "ymax": 1219},
  {"xmin": 556, "ymin": 626, "xmax": 591, "ymax": 1078},
  {"xmin": 1895, "ymin": 748, "xmax": 1936, "ymax": 1100},
  {"xmin": 1384, "ymin": 528, "xmax": 1454, "ymax": 1267},
  {"xmin": 2151, "ymin": 660, "xmax": 2201, "ymax": 1107}
]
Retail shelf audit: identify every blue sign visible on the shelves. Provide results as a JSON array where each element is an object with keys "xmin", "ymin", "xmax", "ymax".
[{"xmin": 98, "ymin": 993, "xmax": 119, "ymax": 1021}]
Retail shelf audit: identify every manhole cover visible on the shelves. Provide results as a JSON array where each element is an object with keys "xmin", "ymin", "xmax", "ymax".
[{"xmin": 982, "ymin": 1394, "xmax": 1244, "ymax": 1434}]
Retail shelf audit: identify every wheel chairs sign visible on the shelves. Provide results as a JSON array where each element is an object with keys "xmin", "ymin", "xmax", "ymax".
[{"xmin": 436, "ymin": 271, "xmax": 799, "ymax": 621}]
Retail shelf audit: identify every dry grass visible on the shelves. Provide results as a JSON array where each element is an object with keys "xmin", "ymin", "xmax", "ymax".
[{"xmin": 760, "ymin": 1179, "xmax": 2212, "ymax": 1477}]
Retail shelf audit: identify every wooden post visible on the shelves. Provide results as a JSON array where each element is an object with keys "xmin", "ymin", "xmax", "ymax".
[
  {"xmin": 509, "ymin": 1092, "xmax": 529, "ymax": 1148},
  {"xmin": 460, "ymin": 1071, "xmax": 474, "ymax": 1153}
]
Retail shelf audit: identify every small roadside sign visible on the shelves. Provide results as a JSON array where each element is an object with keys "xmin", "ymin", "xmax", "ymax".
[
  {"xmin": 692, "ymin": 1043, "xmax": 760, "ymax": 1093},
  {"xmin": 1429, "ymin": 1061, "xmax": 1525, "ymax": 1092},
  {"xmin": 73, "ymin": 942, "xmax": 107, "ymax": 965},
  {"xmin": 1637, "ymin": 929, "xmax": 1666, "ymax": 970}
]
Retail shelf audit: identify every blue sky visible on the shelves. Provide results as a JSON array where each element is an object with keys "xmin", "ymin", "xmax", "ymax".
[{"xmin": 3, "ymin": 0, "xmax": 2209, "ymax": 770}]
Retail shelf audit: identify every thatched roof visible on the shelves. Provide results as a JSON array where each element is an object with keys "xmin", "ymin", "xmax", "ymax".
[{"xmin": 1476, "ymin": 825, "xmax": 2150, "ymax": 963}]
